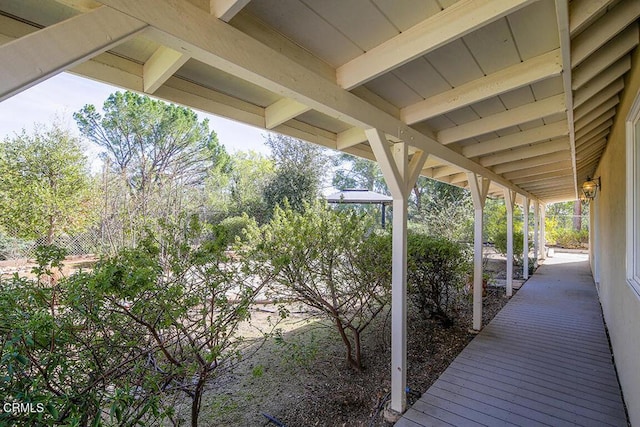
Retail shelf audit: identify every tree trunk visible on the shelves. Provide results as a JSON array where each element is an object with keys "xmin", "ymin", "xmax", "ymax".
[
  {"xmin": 573, "ymin": 200, "xmax": 582, "ymax": 231},
  {"xmin": 191, "ymin": 373, "xmax": 207, "ymax": 427}
]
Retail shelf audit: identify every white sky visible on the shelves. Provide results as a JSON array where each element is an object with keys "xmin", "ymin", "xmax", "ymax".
[{"xmin": 0, "ymin": 72, "xmax": 272, "ymax": 156}]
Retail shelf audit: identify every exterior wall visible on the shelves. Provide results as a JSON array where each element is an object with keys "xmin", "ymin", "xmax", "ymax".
[{"xmin": 592, "ymin": 46, "xmax": 640, "ymax": 425}]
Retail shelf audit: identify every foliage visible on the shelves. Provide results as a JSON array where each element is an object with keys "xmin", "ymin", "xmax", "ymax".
[
  {"xmin": 332, "ymin": 153, "xmax": 388, "ymax": 194},
  {"xmin": 493, "ymin": 231, "xmax": 530, "ymax": 264},
  {"xmin": 247, "ymin": 201, "xmax": 391, "ymax": 370},
  {"xmin": 545, "ymin": 201, "xmax": 589, "ymax": 248},
  {"xmin": 0, "ymin": 231, "xmax": 32, "ymax": 260},
  {"xmin": 262, "ymin": 135, "xmax": 330, "ymax": 217},
  {"xmin": 219, "ymin": 215, "xmax": 255, "ymax": 244},
  {"xmin": 409, "ymin": 178, "xmax": 474, "ymax": 242},
  {"xmin": 0, "ymin": 123, "xmax": 96, "ymax": 244},
  {"xmin": 407, "ymin": 233, "xmax": 471, "ymax": 326},
  {"xmin": 74, "ymin": 91, "xmax": 229, "ymax": 250},
  {"xmin": 0, "ymin": 217, "xmax": 268, "ymax": 427},
  {"xmin": 208, "ymin": 151, "xmax": 275, "ymax": 223},
  {"xmin": 547, "ymin": 227, "xmax": 589, "ymax": 248}
]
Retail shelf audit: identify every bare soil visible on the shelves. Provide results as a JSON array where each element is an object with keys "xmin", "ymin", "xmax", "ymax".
[{"xmin": 192, "ymin": 282, "xmax": 512, "ymax": 426}]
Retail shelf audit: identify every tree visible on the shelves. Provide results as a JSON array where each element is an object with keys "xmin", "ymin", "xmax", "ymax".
[
  {"xmin": 207, "ymin": 150, "xmax": 275, "ymax": 223},
  {"xmin": 74, "ymin": 91, "xmax": 229, "ymax": 247},
  {"xmin": 332, "ymin": 153, "xmax": 388, "ymax": 194},
  {"xmin": 262, "ymin": 134, "xmax": 330, "ymax": 216},
  {"xmin": 247, "ymin": 201, "xmax": 391, "ymax": 370},
  {"xmin": 0, "ymin": 123, "xmax": 96, "ymax": 244}
]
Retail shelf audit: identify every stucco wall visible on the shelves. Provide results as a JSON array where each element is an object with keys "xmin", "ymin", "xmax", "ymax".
[{"xmin": 592, "ymin": 46, "xmax": 640, "ymax": 425}]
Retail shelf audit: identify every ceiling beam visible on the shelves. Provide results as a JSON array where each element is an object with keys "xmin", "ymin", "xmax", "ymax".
[
  {"xmin": 571, "ymin": 0, "xmax": 640, "ymax": 67},
  {"xmin": 572, "ymin": 23, "xmax": 638, "ymax": 90},
  {"xmin": 265, "ymin": 98, "xmax": 311, "ymax": 129},
  {"xmin": 574, "ymin": 61, "xmax": 627, "ymax": 108},
  {"xmin": 575, "ymin": 99, "xmax": 618, "ymax": 131},
  {"xmin": 570, "ymin": 0, "xmax": 617, "ymax": 36},
  {"xmin": 462, "ymin": 120, "xmax": 568, "ymax": 158},
  {"xmin": 211, "ymin": 0, "xmax": 251, "ymax": 22},
  {"xmin": 575, "ymin": 112, "xmax": 614, "ymax": 140},
  {"xmin": 573, "ymin": 81, "xmax": 620, "ymax": 120},
  {"xmin": 575, "ymin": 119, "xmax": 613, "ymax": 144},
  {"xmin": 502, "ymin": 160, "xmax": 572, "ymax": 180},
  {"xmin": 96, "ymin": 0, "xmax": 536, "ymax": 200},
  {"xmin": 511, "ymin": 169, "xmax": 574, "ymax": 185},
  {"xmin": 479, "ymin": 138, "xmax": 569, "ymax": 167},
  {"xmin": 0, "ymin": 6, "xmax": 147, "ymax": 102},
  {"xmin": 492, "ymin": 151, "xmax": 569, "ymax": 174},
  {"xmin": 143, "ymin": 45, "xmax": 189, "ymax": 93},
  {"xmin": 555, "ymin": 0, "xmax": 579, "ymax": 205},
  {"xmin": 401, "ymin": 49, "xmax": 562, "ymax": 124},
  {"xmin": 437, "ymin": 94, "xmax": 566, "ymax": 145},
  {"xmin": 335, "ymin": 0, "xmax": 535, "ymax": 90}
]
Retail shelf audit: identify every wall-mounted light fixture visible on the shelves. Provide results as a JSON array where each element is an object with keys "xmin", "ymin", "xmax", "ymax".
[{"xmin": 582, "ymin": 176, "xmax": 601, "ymax": 200}]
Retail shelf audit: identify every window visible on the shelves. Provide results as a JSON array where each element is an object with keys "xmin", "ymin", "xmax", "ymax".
[{"xmin": 626, "ymin": 89, "xmax": 640, "ymax": 297}]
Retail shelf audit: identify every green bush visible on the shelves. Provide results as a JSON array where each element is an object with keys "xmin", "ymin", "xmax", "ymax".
[
  {"xmin": 219, "ymin": 214, "xmax": 255, "ymax": 244},
  {"xmin": 493, "ymin": 231, "xmax": 530, "ymax": 263},
  {"xmin": 549, "ymin": 228, "xmax": 589, "ymax": 248},
  {"xmin": 407, "ymin": 233, "xmax": 471, "ymax": 326},
  {"xmin": 247, "ymin": 201, "xmax": 391, "ymax": 371}
]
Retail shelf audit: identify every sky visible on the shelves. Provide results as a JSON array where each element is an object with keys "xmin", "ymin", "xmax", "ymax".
[{"xmin": 0, "ymin": 72, "xmax": 272, "ymax": 156}]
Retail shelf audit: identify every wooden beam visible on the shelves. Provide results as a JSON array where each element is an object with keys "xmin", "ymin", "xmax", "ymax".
[
  {"xmin": 492, "ymin": 151, "xmax": 569, "ymax": 174},
  {"xmin": 366, "ymin": 129, "xmax": 405, "ymax": 198},
  {"xmin": 336, "ymin": 127, "xmax": 367, "ymax": 150},
  {"xmin": 143, "ymin": 45, "xmax": 189, "ymax": 93},
  {"xmin": 97, "ymin": 0, "xmax": 536, "ymax": 200},
  {"xmin": 265, "ymin": 98, "xmax": 311, "ymax": 129},
  {"xmin": 433, "ymin": 165, "xmax": 462, "ymax": 179},
  {"xmin": 0, "ymin": 6, "xmax": 147, "ymax": 102},
  {"xmin": 555, "ymin": 0, "xmax": 579, "ymax": 203},
  {"xmin": 437, "ymin": 94, "xmax": 566, "ymax": 145},
  {"xmin": 401, "ymin": 49, "xmax": 562, "ymax": 124},
  {"xmin": 571, "ymin": 0, "xmax": 640, "ymax": 67},
  {"xmin": 575, "ymin": 100, "xmax": 617, "ymax": 132},
  {"xmin": 462, "ymin": 120, "xmax": 568, "ymax": 158},
  {"xmin": 406, "ymin": 151, "xmax": 429, "ymax": 195},
  {"xmin": 570, "ymin": 0, "xmax": 617, "ymax": 36},
  {"xmin": 502, "ymin": 160, "xmax": 572, "ymax": 180},
  {"xmin": 53, "ymin": 0, "xmax": 102, "ymax": 12},
  {"xmin": 479, "ymin": 138, "xmax": 569, "ymax": 167},
  {"xmin": 572, "ymin": 23, "xmax": 638, "ymax": 90},
  {"xmin": 575, "ymin": 114, "xmax": 614, "ymax": 140},
  {"xmin": 511, "ymin": 168, "xmax": 574, "ymax": 185},
  {"xmin": 335, "ymin": 0, "xmax": 535, "ymax": 89},
  {"xmin": 574, "ymin": 63, "xmax": 627, "ymax": 108},
  {"xmin": 211, "ymin": 0, "xmax": 251, "ymax": 22},
  {"xmin": 467, "ymin": 172, "xmax": 490, "ymax": 330},
  {"xmin": 574, "ymin": 81, "xmax": 620, "ymax": 120}
]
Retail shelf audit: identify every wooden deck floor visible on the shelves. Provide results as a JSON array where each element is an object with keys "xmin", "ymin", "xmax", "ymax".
[{"xmin": 396, "ymin": 252, "xmax": 628, "ymax": 427}]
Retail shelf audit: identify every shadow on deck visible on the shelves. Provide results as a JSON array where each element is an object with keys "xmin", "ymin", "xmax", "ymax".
[{"xmin": 396, "ymin": 252, "xmax": 628, "ymax": 427}]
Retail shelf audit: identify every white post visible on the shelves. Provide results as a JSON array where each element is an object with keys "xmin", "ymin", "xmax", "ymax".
[
  {"xmin": 504, "ymin": 190, "xmax": 516, "ymax": 297},
  {"xmin": 540, "ymin": 203, "xmax": 546, "ymax": 260},
  {"xmin": 533, "ymin": 200, "xmax": 540, "ymax": 262},
  {"xmin": 467, "ymin": 173, "xmax": 490, "ymax": 331},
  {"xmin": 365, "ymin": 129, "xmax": 427, "ymax": 415},
  {"xmin": 523, "ymin": 197, "xmax": 530, "ymax": 279}
]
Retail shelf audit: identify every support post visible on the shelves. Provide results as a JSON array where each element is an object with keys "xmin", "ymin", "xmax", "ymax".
[
  {"xmin": 467, "ymin": 172, "xmax": 490, "ymax": 331},
  {"xmin": 523, "ymin": 197, "xmax": 530, "ymax": 279},
  {"xmin": 534, "ymin": 200, "xmax": 540, "ymax": 262},
  {"xmin": 365, "ymin": 129, "xmax": 427, "ymax": 415},
  {"xmin": 504, "ymin": 189, "xmax": 516, "ymax": 297},
  {"xmin": 540, "ymin": 203, "xmax": 546, "ymax": 260}
]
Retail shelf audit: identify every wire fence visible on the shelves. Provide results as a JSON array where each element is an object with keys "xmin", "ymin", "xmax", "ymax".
[{"xmin": 0, "ymin": 229, "xmax": 103, "ymax": 260}]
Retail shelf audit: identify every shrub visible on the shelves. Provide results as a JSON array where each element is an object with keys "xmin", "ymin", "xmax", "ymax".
[
  {"xmin": 407, "ymin": 233, "xmax": 471, "ymax": 326},
  {"xmin": 549, "ymin": 228, "xmax": 589, "ymax": 248},
  {"xmin": 219, "ymin": 214, "xmax": 255, "ymax": 244},
  {"xmin": 247, "ymin": 201, "xmax": 391, "ymax": 371},
  {"xmin": 493, "ymin": 231, "xmax": 531, "ymax": 263}
]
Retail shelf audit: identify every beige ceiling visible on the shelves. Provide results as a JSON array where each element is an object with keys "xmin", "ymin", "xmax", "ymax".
[{"xmin": 1, "ymin": 0, "xmax": 638, "ymax": 203}]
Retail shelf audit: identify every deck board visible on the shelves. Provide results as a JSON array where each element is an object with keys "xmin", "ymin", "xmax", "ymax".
[{"xmin": 397, "ymin": 252, "xmax": 628, "ymax": 426}]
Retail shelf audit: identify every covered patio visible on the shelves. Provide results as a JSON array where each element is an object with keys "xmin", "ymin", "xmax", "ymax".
[
  {"xmin": 397, "ymin": 251, "xmax": 627, "ymax": 426},
  {"xmin": 1, "ymin": 0, "xmax": 639, "ymax": 423}
]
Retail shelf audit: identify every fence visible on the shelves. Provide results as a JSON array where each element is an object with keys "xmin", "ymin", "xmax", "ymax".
[{"xmin": 0, "ymin": 229, "xmax": 102, "ymax": 260}]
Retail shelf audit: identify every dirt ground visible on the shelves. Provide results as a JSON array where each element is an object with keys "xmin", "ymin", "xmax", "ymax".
[{"xmin": 189, "ymin": 279, "xmax": 513, "ymax": 426}]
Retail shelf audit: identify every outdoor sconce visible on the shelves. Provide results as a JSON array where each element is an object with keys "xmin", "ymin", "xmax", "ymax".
[{"xmin": 582, "ymin": 176, "xmax": 601, "ymax": 200}]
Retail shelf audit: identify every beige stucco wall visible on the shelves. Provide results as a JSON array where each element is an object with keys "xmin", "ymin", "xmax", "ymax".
[{"xmin": 592, "ymin": 46, "xmax": 640, "ymax": 426}]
